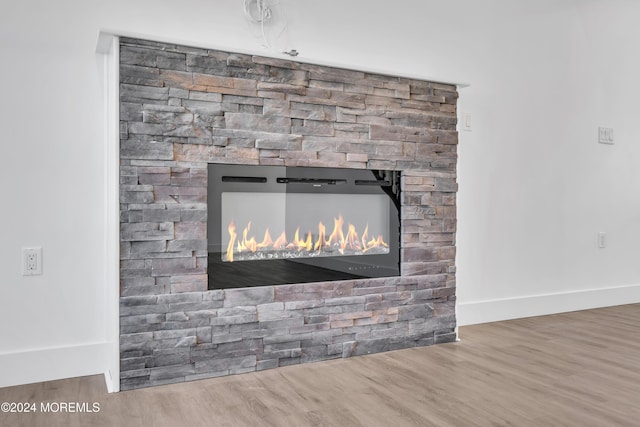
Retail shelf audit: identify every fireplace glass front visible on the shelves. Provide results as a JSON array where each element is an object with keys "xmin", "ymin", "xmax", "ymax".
[{"xmin": 208, "ymin": 164, "xmax": 400, "ymax": 289}]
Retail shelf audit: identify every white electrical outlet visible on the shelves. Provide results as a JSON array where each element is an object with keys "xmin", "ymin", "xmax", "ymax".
[
  {"xmin": 22, "ymin": 247, "xmax": 42, "ymax": 276},
  {"xmin": 598, "ymin": 232, "xmax": 606, "ymax": 249}
]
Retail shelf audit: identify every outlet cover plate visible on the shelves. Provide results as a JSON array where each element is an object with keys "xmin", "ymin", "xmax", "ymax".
[{"xmin": 22, "ymin": 247, "xmax": 42, "ymax": 276}]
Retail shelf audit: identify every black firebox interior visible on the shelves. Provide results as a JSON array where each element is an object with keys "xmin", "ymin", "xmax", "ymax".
[{"xmin": 207, "ymin": 164, "xmax": 401, "ymax": 289}]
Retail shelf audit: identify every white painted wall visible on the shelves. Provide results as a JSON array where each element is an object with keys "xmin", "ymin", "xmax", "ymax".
[
  {"xmin": 454, "ymin": 0, "xmax": 640, "ymax": 324},
  {"xmin": 1, "ymin": 0, "xmax": 638, "ymax": 388}
]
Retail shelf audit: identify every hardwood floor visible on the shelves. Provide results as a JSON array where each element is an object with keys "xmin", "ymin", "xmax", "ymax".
[{"xmin": 2, "ymin": 304, "xmax": 639, "ymax": 426}]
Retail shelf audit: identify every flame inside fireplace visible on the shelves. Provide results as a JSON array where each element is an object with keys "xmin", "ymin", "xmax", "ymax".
[{"xmin": 224, "ymin": 214, "xmax": 388, "ymax": 262}]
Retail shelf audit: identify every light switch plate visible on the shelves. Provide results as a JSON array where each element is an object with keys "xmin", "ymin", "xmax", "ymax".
[
  {"xmin": 598, "ymin": 127, "xmax": 614, "ymax": 144},
  {"xmin": 461, "ymin": 112, "xmax": 472, "ymax": 132}
]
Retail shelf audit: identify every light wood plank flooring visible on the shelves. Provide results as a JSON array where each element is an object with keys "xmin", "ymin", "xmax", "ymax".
[{"xmin": 1, "ymin": 304, "xmax": 639, "ymax": 426}]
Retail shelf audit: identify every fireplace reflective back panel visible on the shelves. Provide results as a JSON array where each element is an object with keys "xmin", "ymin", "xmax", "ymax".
[{"xmin": 208, "ymin": 164, "xmax": 401, "ymax": 289}]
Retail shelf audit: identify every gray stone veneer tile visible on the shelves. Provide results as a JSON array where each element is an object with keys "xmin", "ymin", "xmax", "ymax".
[{"xmin": 119, "ymin": 37, "xmax": 457, "ymax": 390}]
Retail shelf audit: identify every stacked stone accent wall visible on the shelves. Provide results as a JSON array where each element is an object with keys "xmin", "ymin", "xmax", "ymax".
[{"xmin": 119, "ymin": 37, "xmax": 458, "ymax": 390}]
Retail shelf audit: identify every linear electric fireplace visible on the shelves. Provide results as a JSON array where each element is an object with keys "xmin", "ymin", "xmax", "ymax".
[
  {"xmin": 118, "ymin": 36, "xmax": 458, "ymax": 391},
  {"xmin": 208, "ymin": 164, "xmax": 400, "ymax": 289}
]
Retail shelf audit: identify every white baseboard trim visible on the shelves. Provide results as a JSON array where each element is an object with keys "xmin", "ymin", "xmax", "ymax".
[
  {"xmin": 457, "ymin": 284, "xmax": 640, "ymax": 326},
  {"xmin": 104, "ymin": 369, "xmax": 115, "ymax": 393},
  {"xmin": 0, "ymin": 342, "xmax": 111, "ymax": 389}
]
